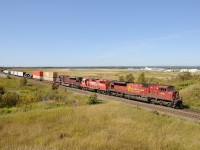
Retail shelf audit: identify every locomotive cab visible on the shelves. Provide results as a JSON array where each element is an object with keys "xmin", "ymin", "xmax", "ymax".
[{"xmin": 158, "ymin": 86, "xmax": 182, "ymax": 108}]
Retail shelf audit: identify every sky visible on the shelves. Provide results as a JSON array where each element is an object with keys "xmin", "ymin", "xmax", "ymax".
[{"xmin": 0, "ymin": 0, "xmax": 200, "ymax": 67}]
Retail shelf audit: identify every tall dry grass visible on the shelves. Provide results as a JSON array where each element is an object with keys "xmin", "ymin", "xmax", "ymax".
[{"xmin": 0, "ymin": 101, "xmax": 200, "ymax": 150}]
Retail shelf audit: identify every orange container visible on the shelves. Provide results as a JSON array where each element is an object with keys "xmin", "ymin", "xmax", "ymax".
[{"xmin": 32, "ymin": 71, "xmax": 43, "ymax": 76}]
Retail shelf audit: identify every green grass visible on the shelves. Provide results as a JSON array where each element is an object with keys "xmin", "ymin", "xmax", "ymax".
[
  {"xmin": 0, "ymin": 101, "xmax": 200, "ymax": 150},
  {"xmin": 180, "ymin": 83, "xmax": 200, "ymax": 109}
]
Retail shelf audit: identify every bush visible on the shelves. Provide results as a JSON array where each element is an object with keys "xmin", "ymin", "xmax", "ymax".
[
  {"xmin": 6, "ymin": 75, "xmax": 12, "ymax": 79},
  {"xmin": 19, "ymin": 92, "xmax": 40, "ymax": 106},
  {"xmin": 125, "ymin": 74, "xmax": 135, "ymax": 82},
  {"xmin": 87, "ymin": 94, "xmax": 98, "ymax": 105},
  {"xmin": 0, "ymin": 86, "xmax": 5, "ymax": 95},
  {"xmin": 138, "ymin": 72, "xmax": 146, "ymax": 83},
  {"xmin": 119, "ymin": 75, "xmax": 125, "ymax": 82},
  {"xmin": 19, "ymin": 77, "xmax": 27, "ymax": 87},
  {"xmin": 52, "ymin": 83, "xmax": 59, "ymax": 90},
  {"xmin": 0, "ymin": 92, "xmax": 19, "ymax": 108}
]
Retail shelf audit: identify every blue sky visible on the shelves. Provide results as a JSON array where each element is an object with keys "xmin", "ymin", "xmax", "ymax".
[{"xmin": 0, "ymin": 0, "xmax": 200, "ymax": 67}]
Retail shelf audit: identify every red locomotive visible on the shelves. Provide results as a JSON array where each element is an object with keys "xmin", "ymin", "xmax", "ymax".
[
  {"xmin": 57, "ymin": 76, "xmax": 83, "ymax": 88},
  {"xmin": 80, "ymin": 78, "xmax": 109, "ymax": 94},
  {"xmin": 56, "ymin": 75, "xmax": 182, "ymax": 108}
]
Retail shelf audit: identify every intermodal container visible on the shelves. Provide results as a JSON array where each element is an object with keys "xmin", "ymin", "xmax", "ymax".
[
  {"xmin": 3, "ymin": 70, "xmax": 9, "ymax": 74},
  {"xmin": 14, "ymin": 71, "xmax": 18, "ymax": 76},
  {"xmin": 43, "ymin": 77, "xmax": 56, "ymax": 82},
  {"xmin": 43, "ymin": 72, "xmax": 58, "ymax": 78},
  {"xmin": 32, "ymin": 71, "xmax": 43, "ymax": 76},
  {"xmin": 33, "ymin": 75, "xmax": 43, "ymax": 80},
  {"xmin": 17, "ymin": 71, "xmax": 26, "ymax": 77},
  {"xmin": 32, "ymin": 71, "xmax": 43, "ymax": 80},
  {"xmin": 10, "ymin": 71, "xmax": 15, "ymax": 75}
]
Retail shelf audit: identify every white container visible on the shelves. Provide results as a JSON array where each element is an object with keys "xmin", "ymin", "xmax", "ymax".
[
  {"xmin": 43, "ymin": 77, "xmax": 56, "ymax": 82},
  {"xmin": 17, "ymin": 71, "xmax": 25, "ymax": 77},
  {"xmin": 14, "ymin": 71, "xmax": 18, "ymax": 76},
  {"xmin": 33, "ymin": 75, "xmax": 43, "ymax": 80},
  {"xmin": 10, "ymin": 71, "xmax": 15, "ymax": 75},
  {"xmin": 3, "ymin": 70, "xmax": 9, "ymax": 74}
]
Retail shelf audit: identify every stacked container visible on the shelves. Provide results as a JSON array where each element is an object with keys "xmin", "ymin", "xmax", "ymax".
[
  {"xmin": 13, "ymin": 71, "xmax": 18, "ymax": 76},
  {"xmin": 32, "ymin": 71, "xmax": 43, "ymax": 80},
  {"xmin": 17, "ymin": 71, "xmax": 26, "ymax": 77},
  {"xmin": 3, "ymin": 70, "xmax": 10, "ymax": 74},
  {"xmin": 10, "ymin": 71, "xmax": 15, "ymax": 75},
  {"xmin": 43, "ymin": 72, "xmax": 58, "ymax": 82}
]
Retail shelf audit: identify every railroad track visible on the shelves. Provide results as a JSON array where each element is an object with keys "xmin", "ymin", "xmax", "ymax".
[{"xmin": 1, "ymin": 73, "xmax": 200, "ymax": 123}]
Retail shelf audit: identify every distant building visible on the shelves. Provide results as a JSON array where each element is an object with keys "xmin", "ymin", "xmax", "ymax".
[
  {"xmin": 180, "ymin": 69, "xmax": 199, "ymax": 73},
  {"xmin": 180, "ymin": 69, "xmax": 188, "ymax": 72},
  {"xmin": 141, "ymin": 67, "xmax": 165, "ymax": 72}
]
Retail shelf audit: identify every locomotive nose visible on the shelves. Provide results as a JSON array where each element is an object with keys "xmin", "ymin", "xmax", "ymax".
[{"xmin": 173, "ymin": 91, "xmax": 179, "ymax": 100}]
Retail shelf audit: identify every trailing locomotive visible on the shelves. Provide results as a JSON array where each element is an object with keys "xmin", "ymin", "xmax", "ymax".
[{"xmin": 2, "ymin": 70, "xmax": 183, "ymax": 108}]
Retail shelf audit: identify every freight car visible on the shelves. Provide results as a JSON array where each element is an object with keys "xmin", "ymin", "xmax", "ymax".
[{"xmin": 3, "ymin": 70, "xmax": 31, "ymax": 78}]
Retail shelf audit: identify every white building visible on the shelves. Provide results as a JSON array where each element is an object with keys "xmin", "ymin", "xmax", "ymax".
[{"xmin": 180, "ymin": 69, "xmax": 199, "ymax": 73}]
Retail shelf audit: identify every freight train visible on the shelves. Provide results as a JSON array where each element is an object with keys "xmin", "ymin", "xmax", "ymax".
[{"xmin": 2, "ymin": 70, "xmax": 183, "ymax": 108}]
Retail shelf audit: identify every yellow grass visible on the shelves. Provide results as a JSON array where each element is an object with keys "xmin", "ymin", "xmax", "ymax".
[{"xmin": 0, "ymin": 101, "xmax": 200, "ymax": 150}]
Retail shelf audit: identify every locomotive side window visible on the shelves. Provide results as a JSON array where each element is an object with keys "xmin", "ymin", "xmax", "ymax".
[
  {"xmin": 168, "ymin": 87, "xmax": 175, "ymax": 92},
  {"xmin": 159, "ymin": 88, "xmax": 166, "ymax": 92},
  {"xmin": 142, "ymin": 83, "xmax": 148, "ymax": 88},
  {"xmin": 111, "ymin": 85, "xmax": 114, "ymax": 89}
]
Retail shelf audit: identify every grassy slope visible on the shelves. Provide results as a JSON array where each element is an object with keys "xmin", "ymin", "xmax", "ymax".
[
  {"xmin": 1, "ymin": 101, "xmax": 200, "ymax": 150},
  {"xmin": 180, "ymin": 83, "xmax": 200, "ymax": 109}
]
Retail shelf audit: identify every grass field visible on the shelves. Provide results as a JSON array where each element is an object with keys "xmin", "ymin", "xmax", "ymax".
[{"xmin": 1, "ymin": 101, "xmax": 200, "ymax": 150}]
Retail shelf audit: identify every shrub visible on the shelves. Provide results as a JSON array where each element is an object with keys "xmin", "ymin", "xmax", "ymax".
[
  {"xmin": 87, "ymin": 93, "xmax": 98, "ymax": 105},
  {"xmin": 119, "ymin": 75, "xmax": 125, "ymax": 82},
  {"xmin": 0, "ymin": 85, "xmax": 5, "ymax": 95},
  {"xmin": 0, "ymin": 92, "xmax": 19, "ymax": 108},
  {"xmin": 19, "ymin": 92, "xmax": 40, "ymax": 106},
  {"xmin": 125, "ymin": 74, "xmax": 135, "ymax": 82},
  {"xmin": 138, "ymin": 72, "xmax": 146, "ymax": 83},
  {"xmin": 19, "ymin": 77, "xmax": 27, "ymax": 87},
  {"xmin": 6, "ymin": 75, "xmax": 12, "ymax": 79},
  {"xmin": 52, "ymin": 83, "xmax": 59, "ymax": 90}
]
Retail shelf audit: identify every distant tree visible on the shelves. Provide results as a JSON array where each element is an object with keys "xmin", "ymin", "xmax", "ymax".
[
  {"xmin": 88, "ymin": 93, "xmax": 98, "ymax": 105},
  {"xmin": 125, "ymin": 74, "xmax": 135, "ymax": 82},
  {"xmin": 138, "ymin": 72, "xmax": 146, "ymax": 83},
  {"xmin": 19, "ymin": 77, "xmax": 27, "ymax": 87},
  {"xmin": 119, "ymin": 75, "xmax": 125, "ymax": 82},
  {"xmin": 0, "ymin": 86, "xmax": 5, "ymax": 95}
]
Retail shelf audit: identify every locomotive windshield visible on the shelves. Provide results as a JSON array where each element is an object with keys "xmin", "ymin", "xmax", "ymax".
[{"xmin": 168, "ymin": 87, "xmax": 175, "ymax": 92}]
